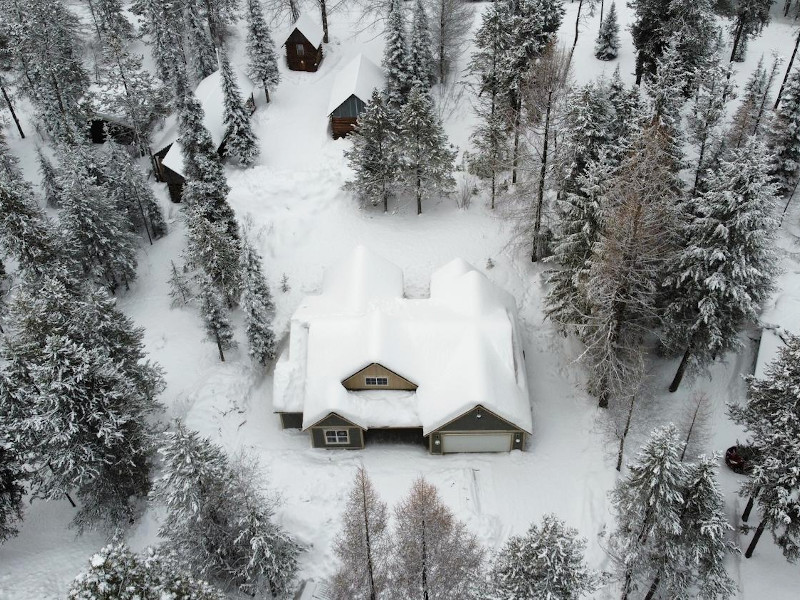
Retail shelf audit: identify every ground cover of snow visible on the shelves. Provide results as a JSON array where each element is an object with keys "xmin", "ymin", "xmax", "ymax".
[{"xmin": 2, "ymin": 1, "xmax": 800, "ymax": 599}]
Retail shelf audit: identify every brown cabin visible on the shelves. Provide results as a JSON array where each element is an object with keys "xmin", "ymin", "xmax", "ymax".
[
  {"xmin": 327, "ymin": 54, "xmax": 384, "ymax": 139},
  {"xmin": 284, "ymin": 13, "xmax": 324, "ymax": 72}
]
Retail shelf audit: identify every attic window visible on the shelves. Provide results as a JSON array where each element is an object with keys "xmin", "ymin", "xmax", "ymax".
[
  {"xmin": 365, "ymin": 377, "xmax": 388, "ymax": 386},
  {"xmin": 324, "ymin": 429, "xmax": 349, "ymax": 444}
]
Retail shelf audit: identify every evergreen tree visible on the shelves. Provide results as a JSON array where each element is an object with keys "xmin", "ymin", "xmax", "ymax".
[
  {"xmin": 667, "ymin": 0, "xmax": 718, "ymax": 91},
  {"xmin": 0, "ymin": 275, "xmax": 165, "ymax": 531},
  {"xmin": 629, "ymin": 0, "xmax": 672, "ymax": 83},
  {"xmin": 68, "ymin": 543, "xmax": 227, "ymax": 600},
  {"xmin": 409, "ymin": 0, "xmax": 435, "ymax": 89},
  {"xmin": 663, "ymin": 138, "xmax": 779, "ymax": 392},
  {"xmin": 390, "ymin": 477, "xmax": 484, "ymax": 600},
  {"xmin": 132, "ymin": 0, "xmax": 187, "ymax": 88},
  {"xmin": 85, "ymin": 0, "xmax": 134, "ymax": 50},
  {"xmin": 245, "ymin": 0, "xmax": 280, "ymax": 102},
  {"xmin": 384, "ymin": 0, "xmax": 412, "ymax": 109},
  {"xmin": 331, "ymin": 467, "xmax": 390, "ymax": 600},
  {"xmin": 397, "ymin": 85, "xmax": 456, "ymax": 214},
  {"xmin": 728, "ymin": 0, "xmax": 773, "ymax": 62},
  {"xmin": 729, "ymin": 57, "xmax": 780, "ymax": 147},
  {"xmin": 730, "ymin": 335, "xmax": 800, "ymax": 561},
  {"xmin": 493, "ymin": 513, "xmax": 599, "ymax": 600},
  {"xmin": 37, "ymin": 148, "xmax": 63, "ymax": 208},
  {"xmin": 57, "ymin": 148, "xmax": 139, "ymax": 293},
  {"xmin": 152, "ymin": 424, "xmax": 300, "ymax": 594},
  {"xmin": 219, "ymin": 48, "xmax": 260, "ymax": 166},
  {"xmin": 197, "ymin": 272, "xmax": 236, "ymax": 361},
  {"xmin": 645, "ymin": 39, "xmax": 689, "ymax": 168},
  {"xmin": 610, "ymin": 425, "xmax": 688, "ymax": 600},
  {"xmin": 169, "ymin": 261, "xmax": 194, "ymax": 308},
  {"xmin": 607, "ymin": 66, "xmax": 644, "ymax": 147},
  {"xmin": 105, "ymin": 143, "xmax": 167, "ymax": 243},
  {"xmin": 595, "ymin": 2, "xmax": 620, "ymax": 61},
  {"xmin": 769, "ymin": 66, "xmax": 800, "ymax": 197},
  {"xmin": 0, "ymin": 441, "xmax": 24, "ymax": 542},
  {"xmin": 239, "ymin": 236, "xmax": 276, "ymax": 366},
  {"xmin": 186, "ymin": 1, "xmax": 217, "ymax": 80},
  {"xmin": 345, "ymin": 91, "xmax": 398, "ymax": 212}
]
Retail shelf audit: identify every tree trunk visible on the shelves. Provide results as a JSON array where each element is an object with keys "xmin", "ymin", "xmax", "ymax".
[
  {"xmin": 680, "ymin": 396, "xmax": 703, "ymax": 462},
  {"xmin": 512, "ymin": 102, "xmax": 521, "ymax": 184},
  {"xmin": 616, "ymin": 394, "xmax": 636, "ymax": 471},
  {"xmin": 264, "ymin": 83, "xmax": 271, "ymax": 103},
  {"xmin": 361, "ymin": 474, "xmax": 377, "ymax": 600},
  {"xmin": 532, "ymin": 89, "xmax": 552, "ymax": 262},
  {"xmin": 439, "ymin": 4, "xmax": 447, "ymax": 83},
  {"xmin": 693, "ymin": 134, "xmax": 707, "ymax": 196},
  {"xmin": 572, "ymin": 0, "xmax": 583, "ymax": 54},
  {"xmin": 416, "ymin": 168, "xmax": 423, "ymax": 215},
  {"xmin": 669, "ymin": 345, "xmax": 692, "ymax": 392},
  {"xmin": 742, "ymin": 489, "xmax": 760, "ymax": 522},
  {"xmin": 744, "ymin": 519, "xmax": 767, "ymax": 558},
  {"xmin": 775, "ymin": 30, "xmax": 800, "ymax": 109},
  {"xmin": 1, "ymin": 85, "xmax": 25, "ymax": 139},
  {"xmin": 729, "ymin": 18, "xmax": 746, "ymax": 64},
  {"xmin": 421, "ymin": 517, "xmax": 429, "ymax": 600},
  {"xmin": 64, "ymin": 491, "xmax": 76, "ymax": 507},
  {"xmin": 635, "ymin": 53, "xmax": 644, "ymax": 86},
  {"xmin": 643, "ymin": 574, "xmax": 661, "ymax": 600},
  {"xmin": 320, "ymin": 0, "xmax": 329, "ymax": 43},
  {"xmin": 215, "ymin": 332, "xmax": 226, "ymax": 361},
  {"xmin": 600, "ymin": 0, "xmax": 605, "ymax": 24},
  {"xmin": 599, "ymin": 380, "xmax": 610, "ymax": 409}
]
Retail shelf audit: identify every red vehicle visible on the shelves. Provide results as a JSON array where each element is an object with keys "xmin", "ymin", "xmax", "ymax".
[{"xmin": 725, "ymin": 446, "xmax": 747, "ymax": 474}]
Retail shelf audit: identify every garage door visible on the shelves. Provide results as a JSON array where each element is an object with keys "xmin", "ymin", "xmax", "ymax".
[{"xmin": 441, "ymin": 433, "xmax": 513, "ymax": 454}]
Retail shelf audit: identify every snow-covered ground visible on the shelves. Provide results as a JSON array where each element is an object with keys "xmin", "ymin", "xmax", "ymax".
[{"xmin": 2, "ymin": 1, "xmax": 800, "ymax": 598}]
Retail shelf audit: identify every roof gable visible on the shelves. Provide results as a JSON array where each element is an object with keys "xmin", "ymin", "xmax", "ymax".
[
  {"xmin": 341, "ymin": 362, "xmax": 418, "ymax": 391},
  {"xmin": 326, "ymin": 54, "xmax": 384, "ymax": 115},
  {"xmin": 283, "ymin": 12, "xmax": 324, "ymax": 47}
]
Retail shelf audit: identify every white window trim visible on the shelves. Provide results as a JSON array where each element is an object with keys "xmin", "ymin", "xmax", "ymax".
[
  {"xmin": 323, "ymin": 429, "xmax": 350, "ymax": 445},
  {"xmin": 365, "ymin": 377, "xmax": 389, "ymax": 386}
]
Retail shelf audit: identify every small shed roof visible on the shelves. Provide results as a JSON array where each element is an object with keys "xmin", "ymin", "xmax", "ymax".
[
  {"xmin": 159, "ymin": 67, "xmax": 255, "ymax": 178},
  {"xmin": 283, "ymin": 12, "xmax": 324, "ymax": 48},
  {"xmin": 326, "ymin": 54, "xmax": 384, "ymax": 115},
  {"xmin": 273, "ymin": 246, "xmax": 532, "ymax": 435}
]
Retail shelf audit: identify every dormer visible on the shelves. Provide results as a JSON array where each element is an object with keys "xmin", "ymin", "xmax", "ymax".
[{"xmin": 341, "ymin": 362, "xmax": 418, "ymax": 391}]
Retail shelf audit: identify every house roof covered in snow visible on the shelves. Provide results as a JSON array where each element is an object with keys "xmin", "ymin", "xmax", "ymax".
[
  {"xmin": 326, "ymin": 54, "xmax": 384, "ymax": 115},
  {"xmin": 273, "ymin": 246, "xmax": 532, "ymax": 435},
  {"xmin": 155, "ymin": 67, "xmax": 255, "ymax": 178},
  {"xmin": 283, "ymin": 12, "xmax": 324, "ymax": 48},
  {"xmin": 754, "ymin": 275, "xmax": 800, "ymax": 378}
]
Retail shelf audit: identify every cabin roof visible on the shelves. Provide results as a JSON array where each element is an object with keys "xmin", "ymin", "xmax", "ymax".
[
  {"xmin": 283, "ymin": 12, "xmax": 324, "ymax": 48},
  {"xmin": 273, "ymin": 246, "xmax": 532, "ymax": 435},
  {"xmin": 157, "ymin": 67, "xmax": 255, "ymax": 178},
  {"xmin": 326, "ymin": 54, "xmax": 384, "ymax": 115}
]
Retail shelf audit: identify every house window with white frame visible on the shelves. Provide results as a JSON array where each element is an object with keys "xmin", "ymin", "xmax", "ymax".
[
  {"xmin": 324, "ymin": 429, "xmax": 349, "ymax": 444},
  {"xmin": 365, "ymin": 377, "xmax": 389, "ymax": 386}
]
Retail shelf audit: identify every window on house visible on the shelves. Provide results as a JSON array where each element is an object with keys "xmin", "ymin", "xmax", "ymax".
[
  {"xmin": 324, "ymin": 430, "xmax": 349, "ymax": 444},
  {"xmin": 296, "ymin": 43, "xmax": 305, "ymax": 57},
  {"xmin": 365, "ymin": 377, "xmax": 388, "ymax": 386}
]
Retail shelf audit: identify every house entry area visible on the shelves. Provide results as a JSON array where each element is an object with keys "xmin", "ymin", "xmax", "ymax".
[{"xmin": 363, "ymin": 427, "xmax": 427, "ymax": 448}]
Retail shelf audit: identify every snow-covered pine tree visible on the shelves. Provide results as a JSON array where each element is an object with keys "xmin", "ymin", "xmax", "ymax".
[
  {"xmin": 186, "ymin": 0, "xmax": 217, "ymax": 81},
  {"xmin": 409, "ymin": 0, "xmax": 435, "ymax": 89},
  {"xmin": 37, "ymin": 148, "xmax": 63, "ymax": 208},
  {"xmin": 105, "ymin": 143, "xmax": 167, "ymax": 243},
  {"xmin": 390, "ymin": 477, "xmax": 484, "ymax": 600},
  {"xmin": 545, "ymin": 153, "xmax": 615, "ymax": 336},
  {"xmin": 645, "ymin": 39, "xmax": 689, "ymax": 170},
  {"xmin": 666, "ymin": 0, "xmax": 717, "ymax": 92},
  {"xmin": 131, "ymin": 0, "xmax": 187, "ymax": 88},
  {"xmin": 197, "ymin": 272, "xmax": 235, "ymax": 361},
  {"xmin": 663, "ymin": 138, "xmax": 779, "ymax": 392},
  {"xmin": 493, "ymin": 513, "xmax": 599, "ymax": 600},
  {"xmin": 384, "ymin": 0, "xmax": 413, "ymax": 109},
  {"xmin": 595, "ymin": 2, "xmax": 619, "ymax": 61},
  {"xmin": 57, "ymin": 147, "xmax": 139, "ymax": 293},
  {"xmin": 730, "ymin": 334, "xmax": 800, "ymax": 561},
  {"xmin": 607, "ymin": 66, "xmax": 644, "ymax": 148},
  {"xmin": 0, "ymin": 440, "xmax": 25, "ymax": 542},
  {"xmin": 239, "ymin": 235, "xmax": 276, "ymax": 366},
  {"xmin": 152, "ymin": 424, "xmax": 300, "ymax": 594},
  {"xmin": 68, "ymin": 543, "xmax": 227, "ymax": 600},
  {"xmin": 345, "ymin": 90, "xmax": 398, "ymax": 212},
  {"xmin": 769, "ymin": 66, "xmax": 800, "ymax": 198},
  {"xmin": 426, "ymin": 0, "xmax": 472, "ymax": 83},
  {"xmin": 0, "ymin": 142, "xmax": 59, "ymax": 275},
  {"xmin": 729, "ymin": 56, "xmax": 781, "ymax": 148},
  {"xmin": 728, "ymin": 0, "xmax": 773, "ymax": 62},
  {"xmin": 330, "ymin": 466, "xmax": 390, "ymax": 600},
  {"xmin": 245, "ymin": 0, "xmax": 280, "ymax": 102},
  {"xmin": 85, "ymin": 0, "xmax": 134, "ymax": 51},
  {"xmin": 219, "ymin": 47, "xmax": 259, "ymax": 166},
  {"xmin": 609, "ymin": 424, "xmax": 688, "ymax": 600},
  {"xmin": 582, "ymin": 125, "xmax": 681, "ymax": 407},
  {"xmin": 467, "ymin": 1, "xmax": 514, "ymax": 209},
  {"xmin": 629, "ymin": 0, "xmax": 672, "ymax": 83},
  {"xmin": 0, "ymin": 275, "xmax": 165, "ymax": 531},
  {"xmin": 169, "ymin": 261, "xmax": 194, "ymax": 307},
  {"xmin": 397, "ymin": 84, "xmax": 456, "ymax": 214},
  {"xmin": 686, "ymin": 51, "xmax": 736, "ymax": 195}
]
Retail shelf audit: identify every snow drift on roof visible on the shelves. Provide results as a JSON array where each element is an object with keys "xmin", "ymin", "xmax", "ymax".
[
  {"xmin": 273, "ymin": 246, "xmax": 532, "ymax": 435},
  {"xmin": 326, "ymin": 54, "xmax": 384, "ymax": 115},
  {"xmin": 283, "ymin": 12, "xmax": 324, "ymax": 48},
  {"xmin": 159, "ymin": 67, "xmax": 256, "ymax": 178}
]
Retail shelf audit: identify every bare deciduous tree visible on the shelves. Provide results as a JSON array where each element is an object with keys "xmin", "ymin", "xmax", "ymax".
[{"xmin": 427, "ymin": 0, "xmax": 473, "ymax": 83}]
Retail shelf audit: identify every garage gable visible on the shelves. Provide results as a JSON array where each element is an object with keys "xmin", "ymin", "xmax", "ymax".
[
  {"xmin": 434, "ymin": 405, "xmax": 520, "ymax": 433},
  {"xmin": 341, "ymin": 362, "xmax": 418, "ymax": 391}
]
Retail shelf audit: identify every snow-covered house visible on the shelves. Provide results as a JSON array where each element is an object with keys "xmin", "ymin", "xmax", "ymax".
[
  {"xmin": 273, "ymin": 246, "xmax": 532, "ymax": 454},
  {"xmin": 283, "ymin": 12, "xmax": 324, "ymax": 72},
  {"xmin": 327, "ymin": 54, "xmax": 384, "ymax": 138},
  {"xmin": 151, "ymin": 67, "xmax": 256, "ymax": 202}
]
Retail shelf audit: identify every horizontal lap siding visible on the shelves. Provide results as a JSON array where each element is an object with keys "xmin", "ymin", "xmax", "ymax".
[
  {"xmin": 286, "ymin": 30, "xmax": 323, "ymax": 72},
  {"xmin": 311, "ymin": 427, "xmax": 364, "ymax": 449},
  {"xmin": 342, "ymin": 363, "xmax": 417, "ymax": 391},
  {"xmin": 331, "ymin": 117, "xmax": 358, "ymax": 138},
  {"xmin": 431, "ymin": 406, "xmax": 526, "ymax": 453}
]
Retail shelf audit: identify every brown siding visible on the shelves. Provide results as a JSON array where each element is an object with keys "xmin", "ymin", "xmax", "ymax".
[
  {"xmin": 312, "ymin": 413, "xmax": 359, "ymax": 428},
  {"xmin": 341, "ymin": 363, "xmax": 418, "ymax": 391},
  {"xmin": 285, "ymin": 30, "xmax": 323, "ymax": 72},
  {"xmin": 331, "ymin": 116, "xmax": 358, "ymax": 139}
]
